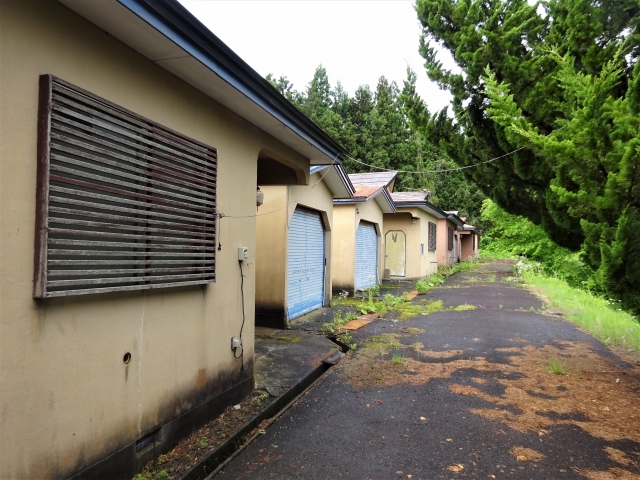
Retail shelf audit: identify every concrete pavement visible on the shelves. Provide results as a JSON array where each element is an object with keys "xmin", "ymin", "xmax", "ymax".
[{"xmin": 217, "ymin": 262, "xmax": 640, "ymax": 479}]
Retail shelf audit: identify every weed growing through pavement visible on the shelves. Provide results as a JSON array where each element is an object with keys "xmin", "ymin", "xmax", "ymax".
[
  {"xmin": 196, "ymin": 436, "xmax": 208, "ymax": 449},
  {"xmin": 322, "ymin": 291, "xmax": 358, "ymax": 349},
  {"xmin": 541, "ymin": 355, "xmax": 565, "ymax": 374},
  {"xmin": 253, "ymin": 392, "xmax": 268, "ymax": 405},
  {"xmin": 450, "ymin": 304, "xmax": 476, "ymax": 311},
  {"xmin": 421, "ymin": 300, "xmax": 444, "ymax": 316},
  {"xmin": 392, "ymin": 355, "xmax": 407, "ymax": 365}
]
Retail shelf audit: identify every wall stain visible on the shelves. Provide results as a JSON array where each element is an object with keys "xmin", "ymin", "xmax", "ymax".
[
  {"xmin": 12, "ymin": 360, "xmax": 253, "ymax": 480},
  {"xmin": 196, "ymin": 368, "xmax": 207, "ymax": 388}
]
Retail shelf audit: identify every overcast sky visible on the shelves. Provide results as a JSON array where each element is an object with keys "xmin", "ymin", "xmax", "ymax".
[{"xmin": 178, "ymin": 0, "xmax": 456, "ymax": 113}]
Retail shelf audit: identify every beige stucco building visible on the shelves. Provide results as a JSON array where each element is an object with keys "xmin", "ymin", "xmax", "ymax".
[
  {"xmin": 0, "ymin": 1, "xmax": 350, "ymax": 479},
  {"xmin": 255, "ymin": 165, "xmax": 354, "ymax": 328},
  {"xmin": 383, "ymin": 192, "xmax": 448, "ymax": 280},
  {"xmin": 332, "ymin": 172, "xmax": 397, "ymax": 294}
]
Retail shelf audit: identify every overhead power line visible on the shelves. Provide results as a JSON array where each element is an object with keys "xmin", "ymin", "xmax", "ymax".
[{"xmin": 345, "ymin": 147, "xmax": 526, "ymax": 174}]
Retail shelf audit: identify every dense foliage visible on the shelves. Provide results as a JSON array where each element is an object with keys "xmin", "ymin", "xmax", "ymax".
[
  {"xmin": 416, "ymin": 0, "xmax": 640, "ymax": 313},
  {"xmin": 480, "ymin": 199, "xmax": 596, "ymax": 291},
  {"xmin": 266, "ymin": 67, "xmax": 486, "ymax": 224}
]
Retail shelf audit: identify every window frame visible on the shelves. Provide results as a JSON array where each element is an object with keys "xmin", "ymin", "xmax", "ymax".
[
  {"xmin": 427, "ymin": 222, "xmax": 437, "ymax": 251},
  {"xmin": 34, "ymin": 75, "xmax": 218, "ymax": 298}
]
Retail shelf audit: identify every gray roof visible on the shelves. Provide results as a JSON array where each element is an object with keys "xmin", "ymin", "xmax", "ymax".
[
  {"xmin": 347, "ymin": 171, "xmax": 398, "ymax": 187},
  {"xmin": 390, "ymin": 191, "xmax": 430, "ymax": 203}
]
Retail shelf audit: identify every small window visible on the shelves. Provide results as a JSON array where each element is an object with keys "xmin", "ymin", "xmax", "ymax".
[
  {"xmin": 447, "ymin": 227, "xmax": 454, "ymax": 250},
  {"xmin": 420, "ymin": 244, "xmax": 424, "ymax": 255},
  {"xmin": 472, "ymin": 234, "xmax": 476, "ymax": 251},
  {"xmin": 428, "ymin": 222, "xmax": 437, "ymax": 251},
  {"xmin": 33, "ymin": 75, "xmax": 217, "ymax": 298}
]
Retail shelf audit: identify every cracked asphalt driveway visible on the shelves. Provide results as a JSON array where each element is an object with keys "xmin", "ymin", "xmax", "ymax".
[{"xmin": 218, "ymin": 262, "xmax": 640, "ymax": 479}]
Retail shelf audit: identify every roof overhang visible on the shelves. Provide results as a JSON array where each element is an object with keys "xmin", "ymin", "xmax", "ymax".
[
  {"xmin": 394, "ymin": 202, "xmax": 448, "ymax": 219},
  {"xmin": 447, "ymin": 214, "xmax": 465, "ymax": 226},
  {"xmin": 58, "ymin": 0, "xmax": 349, "ymax": 165},
  {"xmin": 334, "ymin": 185, "xmax": 396, "ymax": 213},
  {"xmin": 310, "ymin": 164, "xmax": 355, "ymax": 198}
]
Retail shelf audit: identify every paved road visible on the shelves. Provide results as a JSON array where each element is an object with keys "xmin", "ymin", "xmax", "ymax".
[{"xmin": 219, "ymin": 262, "xmax": 640, "ymax": 479}]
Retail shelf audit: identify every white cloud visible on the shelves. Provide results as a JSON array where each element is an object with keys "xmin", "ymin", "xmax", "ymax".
[{"xmin": 178, "ymin": 0, "xmax": 457, "ymax": 113}]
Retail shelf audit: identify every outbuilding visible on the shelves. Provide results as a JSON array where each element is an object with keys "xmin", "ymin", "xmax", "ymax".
[
  {"xmin": 384, "ymin": 191, "xmax": 448, "ymax": 280},
  {"xmin": 0, "ymin": 1, "xmax": 350, "ymax": 478},
  {"xmin": 459, "ymin": 223, "xmax": 481, "ymax": 260},
  {"xmin": 438, "ymin": 211, "xmax": 465, "ymax": 266},
  {"xmin": 255, "ymin": 164, "xmax": 355, "ymax": 328},
  {"xmin": 332, "ymin": 171, "xmax": 397, "ymax": 295}
]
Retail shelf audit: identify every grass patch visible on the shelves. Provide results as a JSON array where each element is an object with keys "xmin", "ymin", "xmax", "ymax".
[
  {"xmin": 406, "ymin": 328, "xmax": 424, "ymax": 334},
  {"xmin": 524, "ymin": 273, "xmax": 640, "ymax": 351},
  {"xmin": 396, "ymin": 302, "xmax": 423, "ymax": 320},
  {"xmin": 391, "ymin": 355, "xmax": 406, "ymax": 365},
  {"xmin": 365, "ymin": 334, "xmax": 402, "ymax": 353},
  {"xmin": 276, "ymin": 336, "xmax": 301, "ymax": 343},
  {"xmin": 422, "ymin": 300, "xmax": 444, "ymax": 316},
  {"xmin": 543, "ymin": 356, "xmax": 565, "ymax": 374},
  {"xmin": 450, "ymin": 304, "xmax": 476, "ymax": 311}
]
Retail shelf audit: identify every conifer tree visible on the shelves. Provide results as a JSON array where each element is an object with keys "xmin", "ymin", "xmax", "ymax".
[{"xmin": 416, "ymin": 0, "xmax": 640, "ymax": 311}]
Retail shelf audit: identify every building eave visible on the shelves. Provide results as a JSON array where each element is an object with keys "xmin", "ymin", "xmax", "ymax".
[{"xmin": 58, "ymin": 0, "xmax": 349, "ymax": 165}]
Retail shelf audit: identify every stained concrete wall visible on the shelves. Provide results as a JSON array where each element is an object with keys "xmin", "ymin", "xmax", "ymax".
[
  {"xmin": 254, "ymin": 186, "xmax": 288, "ymax": 319},
  {"xmin": 0, "ymin": 2, "xmax": 310, "ymax": 478},
  {"xmin": 331, "ymin": 205, "xmax": 357, "ymax": 292}
]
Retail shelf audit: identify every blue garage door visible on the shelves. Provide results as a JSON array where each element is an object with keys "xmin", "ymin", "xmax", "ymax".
[
  {"xmin": 355, "ymin": 222, "xmax": 378, "ymax": 290},
  {"xmin": 287, "ymin": 208, "xmax": 325, "ymax": 319}
]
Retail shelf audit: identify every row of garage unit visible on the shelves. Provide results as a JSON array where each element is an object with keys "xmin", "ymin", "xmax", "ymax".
[{"xmin": 255, "ymin": 169, "xmax": 479, "ymax": 329}]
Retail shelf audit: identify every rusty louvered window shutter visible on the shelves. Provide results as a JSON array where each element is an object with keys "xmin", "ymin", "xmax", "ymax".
[
  {"xmin": 428, "ymin": 222, "xmax": 437, "ymax": 251},
  {"xmin": 33, "ymin": 75, "xmax": 217, "ymax": 298},
  {"xmin": 447, "ymin": 227, "xmax": 454, "ymax": 250}
]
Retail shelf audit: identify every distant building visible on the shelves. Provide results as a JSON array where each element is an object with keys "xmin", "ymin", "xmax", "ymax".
[{"xmin": 332, "ymin": 171, "xmax": 397, "ymax": 294}]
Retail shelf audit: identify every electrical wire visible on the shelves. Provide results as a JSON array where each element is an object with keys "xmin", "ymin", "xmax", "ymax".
[
  {"xmin": 344, "ymin": 147, "xmax": 526, "ymax": 174},
  {"xmin": 235, "ymin": 260, "xmax": 246, "ymax": 371}
]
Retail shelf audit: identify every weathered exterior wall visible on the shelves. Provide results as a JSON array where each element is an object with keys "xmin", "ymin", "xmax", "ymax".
[
  {"xmin": 332, "ymin": 205, "xmax": 357, "ymax": 292},
  {"xmin": 0, "ymin": 2, "xmax": 310, "ymax": 479},
  {"xmin": 255, "ymin": 186, "xmax": 288, "ymax": 318},
  {"xmin": 411, "ymin": 208, "xmax": 439, "ymax": 278},
  {"xmin": 437, "ymin": 218, "xmax": 457, "ymax": 266},
  {"xmin": 255, "ymin": 174, "xmax": 334, "ymax": 326},
  {"xmin": 383, "ymin": 208, "xmax": 439, "ymax": 280}
]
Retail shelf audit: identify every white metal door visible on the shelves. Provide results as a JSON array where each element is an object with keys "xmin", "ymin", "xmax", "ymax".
[
  {"xmin": 355, "ymin": 222, "xmax": 378, "ymax": 290},
  {"xmin": 287, "ymin": 208, "xmax": 325, "ymax": 319}
]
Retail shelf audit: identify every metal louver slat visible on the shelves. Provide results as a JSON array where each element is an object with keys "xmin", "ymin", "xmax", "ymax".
[
  {"xmin": 286, "ymin": 208, "xmax": 325, "ymax": 319},
  {"xmin": 33, "ymin": 75, "xmax": 217, "ymax": 298},
  {"xmin": 355, "ymin": 222, "xmax": 378, "ymax": 290}
]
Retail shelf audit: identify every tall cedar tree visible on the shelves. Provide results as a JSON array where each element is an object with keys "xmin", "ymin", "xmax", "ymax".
[
  {"xmin": 416, "ymin": 0, "xmax": 640, "ymax": 312},
  {"xmin": 266, "ymin": 66, "xmax": 487, "ymax": 223}
]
